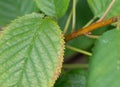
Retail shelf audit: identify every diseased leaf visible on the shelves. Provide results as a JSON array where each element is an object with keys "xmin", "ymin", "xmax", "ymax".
[
  {"xmin": 87, "ymin": 0, "xmax": 120, "ymax": 18},
  {"xmin": 0, "ymin": 13, "xmax": 64, "ymax": 87},
  {"xmin": 35, "ymin": 0, "xmax": 70, "ymax": 18},
  {"xmin": 54, "ymin": 69, "xmax": 87, "ymax": 87},
  {"xmin": 0, "ymin": 0, "xmax": 38, "ymax": 26},
  {"xmin": 88, "ymin": 29, "xmax": 120, "ymax": 87}
]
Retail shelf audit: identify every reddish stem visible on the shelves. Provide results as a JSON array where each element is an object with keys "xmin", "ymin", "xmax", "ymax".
[{"xmin": 65, "ymin": 16, "xmax": 120, "ymax": 42}]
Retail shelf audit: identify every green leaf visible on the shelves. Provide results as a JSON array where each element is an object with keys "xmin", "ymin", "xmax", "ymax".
[
  {"xmin": 35, "ymin": 0, "xmax": 70, "ymax": 18},
  {"xmin": 87, "ymin": 0, "xmax": 120, "ymax": 18},
  {"xmin": 0, "ymin": 13, "xmax": 64, "ymax": 87},
  {"xmin": 54, "ymin": 69, "xmax": 87, "ymax": 87},
  {"xmin": 88, "ymin": 29, "xmax": 120, "ymax": 87},
  {"xmin": 0, "ymin": 0, "xmax": 38, "ymax": 26}
]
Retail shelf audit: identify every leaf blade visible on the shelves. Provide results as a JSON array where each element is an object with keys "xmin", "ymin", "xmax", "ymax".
[
  {"xmin": 35, "ymin": 0, "xmax": 70, "ymax": 18},
  {"xmin": 0, "ymin": 0, "xmax": 38, "ymax": 26},
  {"xmin": 87, "ymin": 0, "xmax": 120, "ymax": 18},
  {"xmin": 55, "ymin": 69, "xmax": 87, "ymax": 87},
  {"xmin": 0, "ymin": 13, "xmax": 64, "ymax": 87},
  {"xmin": 88, "ymin": 29, "xmax": 120, "ymax": 87}
]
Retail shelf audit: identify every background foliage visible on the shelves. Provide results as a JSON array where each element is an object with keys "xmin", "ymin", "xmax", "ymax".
[{"xmin": 0, "ymin": 0, "xmax": 120, "ymax": 87}]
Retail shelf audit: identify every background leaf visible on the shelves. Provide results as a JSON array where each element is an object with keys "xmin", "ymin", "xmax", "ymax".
[
  {"xmin": 87, "ymin": 0, "xmax": 120, "ymax": 18},
  {"xmin": 58, "ymin": 0, "xmax": 112, "ymax": 57},
  {"xmin": 35, "ymin": 0, "xmax": 70, "ymax": 18},
  {"xmin": 88, "ymin": 29, "xmax": 120, "ymax": 87},
  {"xmin": 0, "ymin": 13, "xmax": 64, "ymax": 87},
  {"xmin": 54, "ymin": 69, "xmax": 87, "ymax": 87},
  {"xmin": 0, "ymin": 0, "xmax": 38, "ymax": 26},
  {"xmin": 58, "ymin": 0, "xmax": 94, "ymax": 57}
]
